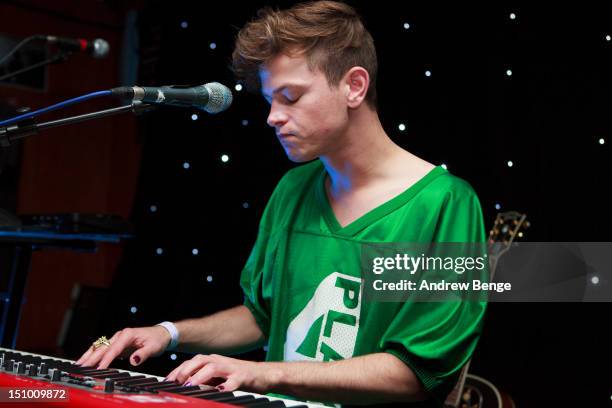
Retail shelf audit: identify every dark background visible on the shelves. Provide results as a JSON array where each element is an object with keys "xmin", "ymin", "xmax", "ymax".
[{"xmin": 1, "ymin": 1, "xmax": 611, "ymax": 407}]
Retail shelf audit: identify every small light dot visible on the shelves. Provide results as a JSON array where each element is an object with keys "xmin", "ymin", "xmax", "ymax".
[
  {"xmin": 591, "ymin": 276, "xmax": 599, "ymax": 285},
  {"xmin": 241, "ymin": 119, "xmax": 249, "ymax": 126},
  {"xmin": 183, "ymin": 161, "xmax": 190, "ymax": 169},
  {"xmin": 599, "ymin": 138, "xmax": 605, "ymax": 145},
  {"xmin": 398, "ymin": 123, "xmax": 406, "ymax": 131},
  {"xmin": 206, "ymin": 275, "xmax": 213, "ymax": 282},
  {"xmin": 425, "ymin": 70, "xmax": 432, "ymax": 77},
  {"xmin": 507, "ymin": 160, "xmax": 514, "ymax": 167},
  {"xmin": 403, "ymin": 22, "xmax": 410, "ymax": 30},
  {"xmin": 441, "ymin": 164, "xmax": 447, "ymax": 170},
  {"xmin": 509, "ymin": 12, "xmax": 516, "ymax": 20},
  {"xmin": 170, "ymin": 353, "xmax": 177, "ymax": 361},
  {"xmin": 506, "ymin": 69, "xmax": 513, "ymax": 76},
  {"xmin": 605, "ymin": 34, "xmax": 611, "ymax": 42},
  {"xmin": 495, "ymin": 203, "xmax": 501, "ymax": 210},
  {"xmin": 221, "ymin": 154, "xmax": 229, "ymax": 163},
  {"xmin": 209, "ymin": 42, "xmax": 216, "ymax": 50},
  {"xmin": 192, "ymin": 248, "xmax": 199, "ymax": 256},
  {"xmin": 156, "ymin": 248, "xmax": 164, "ymax": 255},
  {"xmin": 518, "ymin": 232, "xmax": 523, "ymax": 238},
  {"xmin": 150, "ymin": 205, "xmax": 158, "ymax": 213},
  {"xmin": 242, "ymin": 202, "xmax": 250, "ymax": 209},
  {"xmin": 191, "ymin": 113, "xmax": 198, "ymax": 121},
  {"xmin": 235, "ymin": 84, "xmax": 243, "ymax": 92},
  {"xmin": 180, "ymin": 21, "xmax": 188, "ymax": 29},
  {"xmin": 130, "ymin": 306, "xmax": 137, "ymax": 314},
  {"xmin": 263, "ymin": 345, "xmax": 269, "ymax": 352}
]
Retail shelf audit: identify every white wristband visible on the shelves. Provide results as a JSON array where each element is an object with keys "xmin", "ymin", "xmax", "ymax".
[{"xmin": 156, "ymin": 321, "xmax": 179, "ymax": 350}]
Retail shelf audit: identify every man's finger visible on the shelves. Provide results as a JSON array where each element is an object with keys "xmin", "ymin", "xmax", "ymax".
[
  {"xmin": 217, "ymin": 376, "xmax": 240, "ymax": 392},
  {"xmin": 80, "ymin": 332, "xmax": 120, "ymax": 368},
  {"xmin": 168, "ymin": 355, "xmax": 213, "ymax": 384},
  {"xmin": 129, "ymin": 343, "xmax": 157, "ymax": 366},
  {"xmin": 186, "ymin": 363, "xmax": 219, "ymax": 386},
  {"xmin": 75, "ymin": 347, "xmax": 94, "ymax": 366},
  {"xmin": 97, "ymin": 331, "xmax": 136, "ymax": 369}
]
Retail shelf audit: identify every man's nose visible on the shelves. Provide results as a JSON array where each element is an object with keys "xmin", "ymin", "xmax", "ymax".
[{"xmin": 266, "ymin": 102, "xmax": 288, "ymax": 128}]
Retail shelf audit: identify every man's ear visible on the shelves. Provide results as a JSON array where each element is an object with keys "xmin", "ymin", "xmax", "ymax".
[{"xmin": 344, "ymin": 66, "xmax": 370, "ymax": 108}]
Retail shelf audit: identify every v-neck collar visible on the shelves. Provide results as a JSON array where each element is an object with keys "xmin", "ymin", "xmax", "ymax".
[{"xmin": 315, "ymin": 165, "xmax": 447, "ymax": 236}]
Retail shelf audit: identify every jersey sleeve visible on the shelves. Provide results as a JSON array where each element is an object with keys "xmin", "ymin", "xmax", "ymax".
[
  {"xmin": 239, "ymin": 172, "xmax": 292, "ymax": 340},
  {"xmin": 240, "ymin": 225, "xmax": 273, "ymax": 339},
  {"xmin": 379, "ymin": 181, "xmax": 489, "ymax": 405}
]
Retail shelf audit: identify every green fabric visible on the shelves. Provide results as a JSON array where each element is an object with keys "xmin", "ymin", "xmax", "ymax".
[{"xmin": 240, "ymin": 160, "xmax": 488, "ymax": 407}]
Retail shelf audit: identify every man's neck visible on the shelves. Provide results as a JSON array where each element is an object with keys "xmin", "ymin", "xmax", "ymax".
[{"xmin": 319, "ymin": 108, "xmax": 417, "ymax": 195}]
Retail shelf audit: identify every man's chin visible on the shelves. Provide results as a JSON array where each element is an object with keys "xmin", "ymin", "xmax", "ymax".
[{"xmin": 284, "ymin": 149, "xmax": 317, "ymax": 163}]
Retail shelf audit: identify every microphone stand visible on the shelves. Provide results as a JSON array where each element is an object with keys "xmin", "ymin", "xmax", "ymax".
[
  {"xmin": 0, "ymin": 51, "xmax": 72, "ymax": 82},
  {"xmin": 0, "ymin": 101, "xmax": 155, "ymax": 147}
]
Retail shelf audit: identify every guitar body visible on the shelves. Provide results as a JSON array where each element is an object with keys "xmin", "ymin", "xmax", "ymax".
[
  {"xmin": 447, "ymin": 211, "xmax": 528, "ymax": 408},
  {"xmin": 460, "ymin": 374, "xmax": 516, "ymax": 408}
]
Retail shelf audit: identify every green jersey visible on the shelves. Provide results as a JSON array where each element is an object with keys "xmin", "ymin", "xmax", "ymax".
[{"xmin": 240, "ymin": 160, "xmax": 487, "ymax": 407}]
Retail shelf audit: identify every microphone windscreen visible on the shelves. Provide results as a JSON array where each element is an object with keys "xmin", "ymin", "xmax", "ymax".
[
  {"xmin": 203, "ymin": 82, "xmax": 233, "ymax": 113},
  {"xmin": 92, "ymin": 38, "xmax": 110, "ymax": 59}
]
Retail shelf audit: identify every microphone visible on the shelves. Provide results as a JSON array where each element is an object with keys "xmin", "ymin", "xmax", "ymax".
[
  {"xmin": 42, "ymin": 36, "xmax": 110, "ymax": 59},
  {"xmin": 111, "ymin": 82, "xmax": 233, "ymax": 114}
]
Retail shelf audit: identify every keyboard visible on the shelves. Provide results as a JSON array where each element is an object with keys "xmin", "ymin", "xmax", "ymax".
[{"xmin": 0, "ymin": 347, "xmax": 324, "ymax": 407}]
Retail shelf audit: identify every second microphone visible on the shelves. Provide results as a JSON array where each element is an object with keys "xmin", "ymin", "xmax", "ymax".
[{"xmin": 111, "ymin": 82, "xmax": 233, "ymax": 114}]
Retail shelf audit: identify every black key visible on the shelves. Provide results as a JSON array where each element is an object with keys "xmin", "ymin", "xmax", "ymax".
[
  {"xmin": 141, "ymin": 382, "xmax": 182, "ymax": 391},
  {"xmin": 114, "ymin": 375, "xmax": 146, "ymax": 384},
  {"xmin": 210, "ymin": 395, "xmax": 257, "ymax": 403},
  {"xmin": 157, "ymin": 385, "xmax": 201, "ymax": 393},
  {"xmin": 194, "ymin": 391, "xmax": 235, "ymax": 401},
  {"xmin": 84, "ymin": 370, "xmax": 120, "ymax": 377},
  {"xmin": 116, "ymin": 377, "xmax": 160, "ymax": 386},
  {"xmin": 181, "ymin": 389, "xmax": 220, "ymax": 396},
  {"xmin": 241, "ymin": 401, "xmax": 287, "ymax": 408},
  {"xmin": 231, "ymin": 398, "xmax": 275, "ymax": 406},
  {"xmin": 97, "ymin": 372, "xmax": 133, "ymax": 380}
]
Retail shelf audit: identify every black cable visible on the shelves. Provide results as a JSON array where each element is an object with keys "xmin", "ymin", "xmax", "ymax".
[
  {"xmin": 0, "ymin": 51, "xmax": 70, "ymax": 82},
  {"xmin": 0, "ymin": 35, "xmax": 44, "ymax": 67}
]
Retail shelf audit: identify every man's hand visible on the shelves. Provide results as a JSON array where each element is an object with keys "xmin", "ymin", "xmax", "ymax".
[
  {"xmin": 76, "ymin": 326, "xmax": 171, "ymax": 369},
  {"xmin": 165, "ymin": 354, "xmax": 278, "ymax": 393}
]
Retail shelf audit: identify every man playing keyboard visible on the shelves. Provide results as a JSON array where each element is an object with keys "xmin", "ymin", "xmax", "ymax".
[{"xmin": 77, "ymin": 2, "xmax": 487, "ymax": 407}]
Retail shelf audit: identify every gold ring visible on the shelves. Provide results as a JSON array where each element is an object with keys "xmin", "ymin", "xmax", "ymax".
[{"xmin": 92, "ymin": 336, "xmax": 111, "ymax": 351}]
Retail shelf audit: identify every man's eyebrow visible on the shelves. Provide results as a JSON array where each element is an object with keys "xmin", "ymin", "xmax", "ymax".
[{"xmin": 263, "ymin": 84, "xmax": 306, "ymax": 97}]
